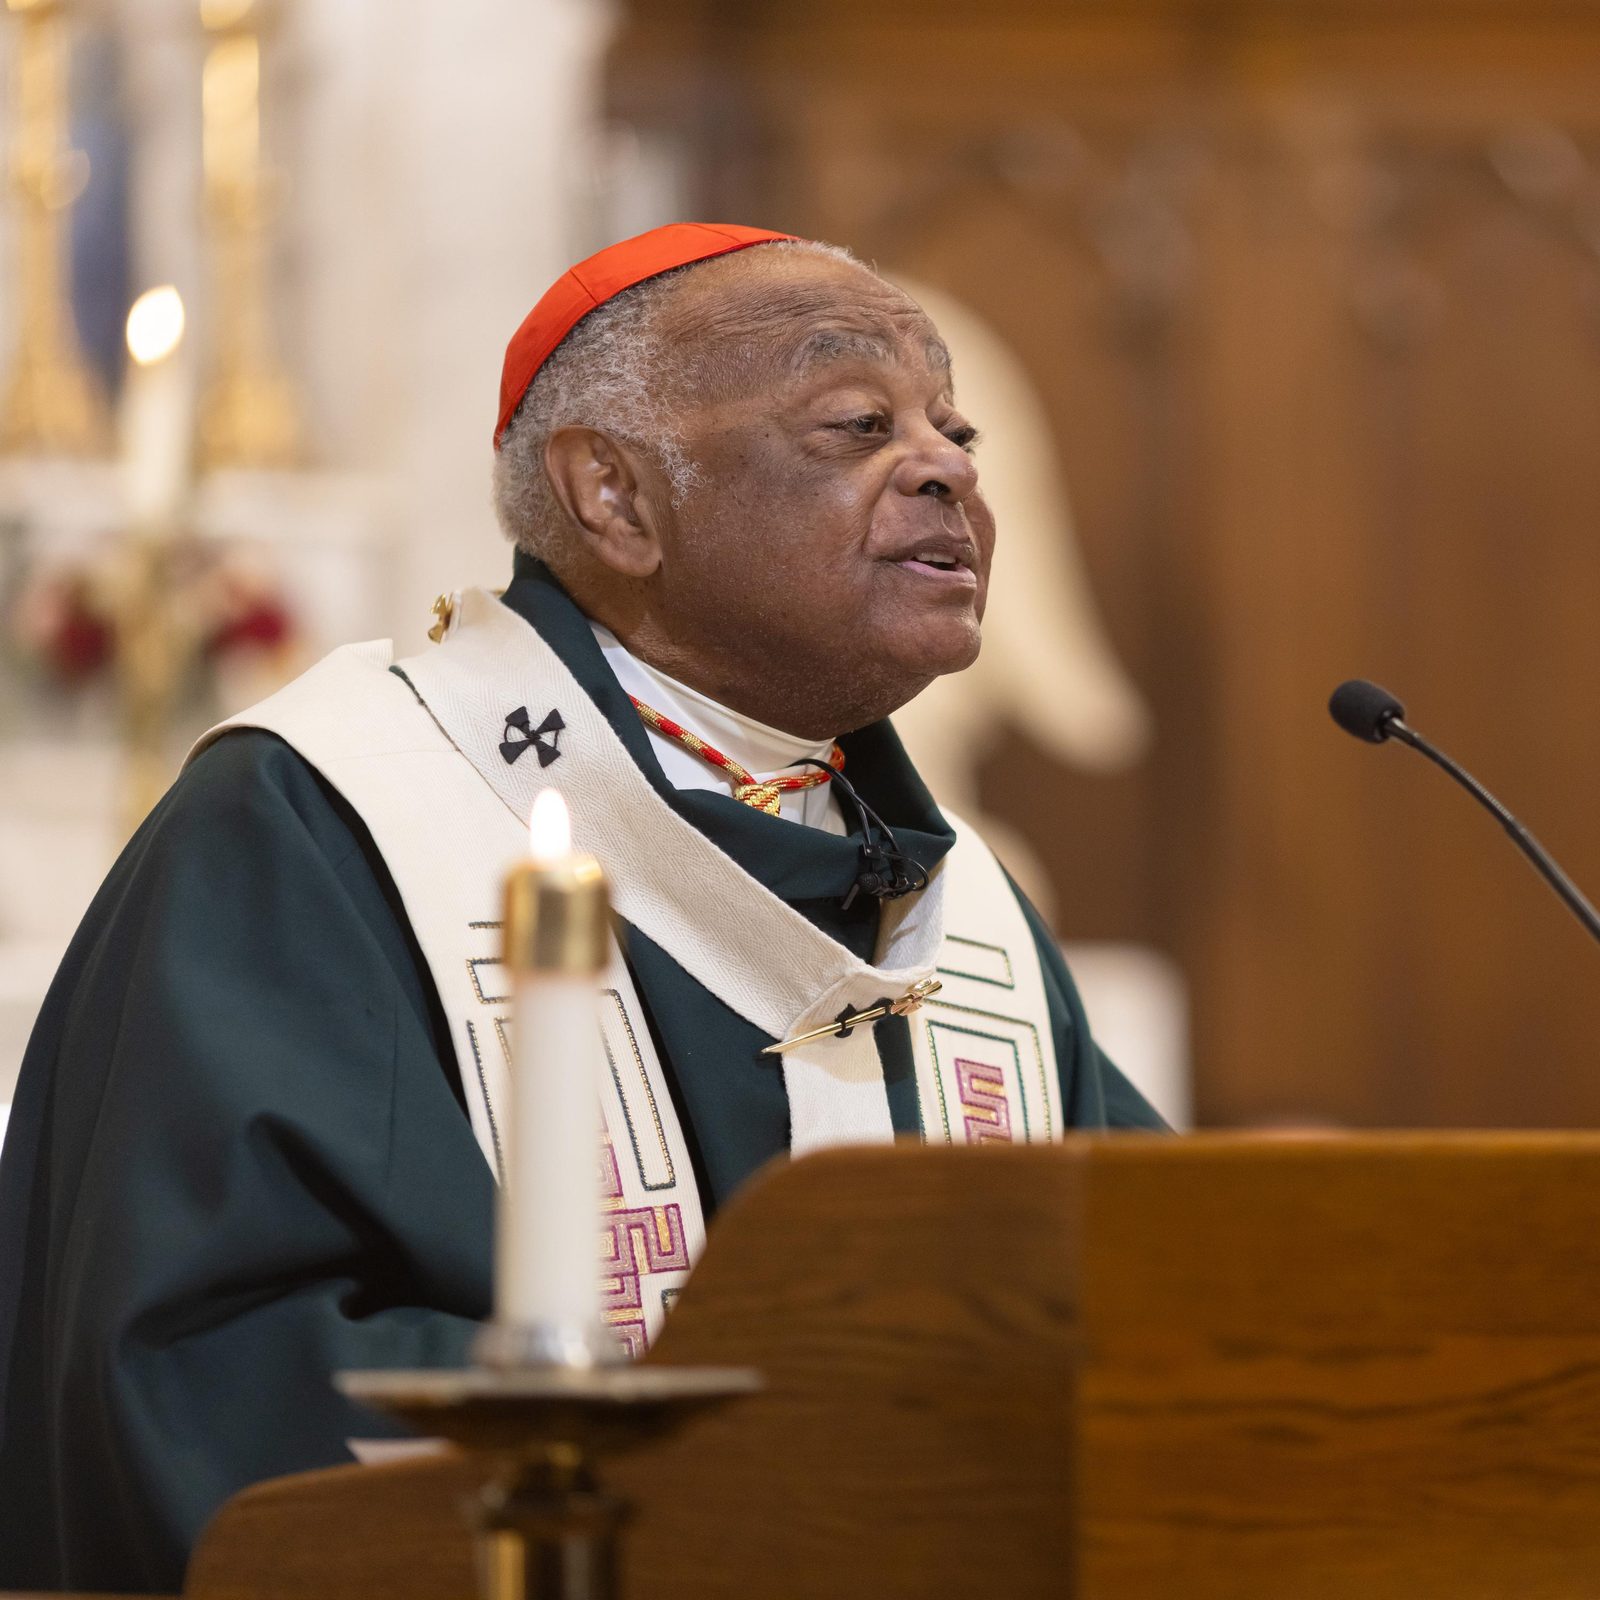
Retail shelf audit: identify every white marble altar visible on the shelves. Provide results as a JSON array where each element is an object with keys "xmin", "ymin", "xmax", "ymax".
[{"xmin": 0, "ymin": 0, "xmax": 617, "ymax": 1113}]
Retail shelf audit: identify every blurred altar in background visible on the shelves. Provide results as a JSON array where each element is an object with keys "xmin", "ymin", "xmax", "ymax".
[
  {"xmin": 6, "ymin": 0, "xmax": 1600, "ymax": 1139},
  {"xmin": 0, "ymin": 0, "xmax": 625, "ymax": 1127}
]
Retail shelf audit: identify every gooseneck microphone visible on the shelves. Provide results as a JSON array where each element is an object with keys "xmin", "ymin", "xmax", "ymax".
[{"xmin": 1329, "ymin": 678, "xmax": 1600, "ymax": 948}]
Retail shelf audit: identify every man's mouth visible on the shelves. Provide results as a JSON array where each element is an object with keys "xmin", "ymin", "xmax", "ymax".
[{"xmin": 892, "ymin": 540, "xmax": 978, "ymax": 587}]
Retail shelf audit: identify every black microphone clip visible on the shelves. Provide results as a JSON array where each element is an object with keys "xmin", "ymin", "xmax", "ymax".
[
  {"xmin": 797, "ymin": 758, "xmax": 930, "ymax": 909},
  {"xmin": 844, "ymin": 835, "xmax": 929, "ymax": 910}
]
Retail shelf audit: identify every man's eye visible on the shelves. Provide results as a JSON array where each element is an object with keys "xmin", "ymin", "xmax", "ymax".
[
  {"xmin": 946, "ymin": 425, "xmax": 981, "ymax": 453},
  {"xmin": 835, "ymin": 413, "xmax": 887, "ymax": 436}
]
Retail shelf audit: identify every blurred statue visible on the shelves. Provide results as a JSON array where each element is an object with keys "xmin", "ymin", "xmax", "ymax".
[{"xmin": 887, "ymin": 276, "xmax": 1152, "ymax": 919}]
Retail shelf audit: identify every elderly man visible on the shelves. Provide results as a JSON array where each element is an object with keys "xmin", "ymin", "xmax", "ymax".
[{"xmin": 0, "ymin": 223, "xmax": 1164, "ymax": 1594}]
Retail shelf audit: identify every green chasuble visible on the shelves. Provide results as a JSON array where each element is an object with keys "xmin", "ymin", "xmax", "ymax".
[{"xmin": 0, "ymin": 556, "xmax": 1165, "ymax": 1593}]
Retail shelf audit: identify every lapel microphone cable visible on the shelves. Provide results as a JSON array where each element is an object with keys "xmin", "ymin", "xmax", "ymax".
[{"xmin": 797, "ymin": 758, "xmax": 929, "ymax": 909}]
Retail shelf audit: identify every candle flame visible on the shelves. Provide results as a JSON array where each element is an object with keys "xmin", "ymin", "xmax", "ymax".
[
  {"xmin": 126, "ymin": 287, "xmax": 186, "ymax": 367},
  {"xmin": 528, "ymin": 789, "xmax": 572, "ymax": 863}
]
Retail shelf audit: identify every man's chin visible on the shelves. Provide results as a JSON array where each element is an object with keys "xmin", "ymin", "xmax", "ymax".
[{"xmin": 893, "ymin": 616, "xmax": 982, "ymax": 682}]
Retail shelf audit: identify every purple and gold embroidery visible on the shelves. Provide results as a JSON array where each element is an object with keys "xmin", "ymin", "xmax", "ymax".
[
  {"xmin": 599, "ymin": 1139, "xmax": 692, "ymax": 1357},
  {"xmin": 955, "ymin": 1057, "xmax": 1013, "ymax": 1144}
]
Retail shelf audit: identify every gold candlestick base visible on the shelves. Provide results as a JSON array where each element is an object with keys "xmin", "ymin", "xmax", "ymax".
[
  {"xmin": 0, "ymin": 353, "xmax": 108, "ymax": 457},
  {"xmin": 197, "ymin": 367, "xmax": 299, "ymax": 470},
  {"xmin": 110, "ymin": 528, "xmax": 195, "ymax": 835},
  {"xmin": 472, "ymin": 1319, "xmax": 622, "ymax": 1373},
  {"xmin": 338, "ymin": 1362, "xmax": 762, "ymax": 1600}
]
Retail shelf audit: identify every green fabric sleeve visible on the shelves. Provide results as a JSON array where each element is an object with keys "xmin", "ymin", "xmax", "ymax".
[
  {"xmin": 1006, "ymin": 872, "xmax": 1172, "ymax": 1133},
  {"xmin": 19, "ymin": 732, "xmax": 492, "ymax": 1592}
]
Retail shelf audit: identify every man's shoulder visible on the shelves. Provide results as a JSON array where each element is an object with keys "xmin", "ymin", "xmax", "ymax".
[
  {"xmin": 183, "ymin": 721, "xmax": 318, "ymax": 788},
  {"xmin": 154, "ymin": 726, "xmax": 371, "ymax": 875},
  {"xmin": 176, "ymin": 723, "xmax": 334, "ymax": 815}
]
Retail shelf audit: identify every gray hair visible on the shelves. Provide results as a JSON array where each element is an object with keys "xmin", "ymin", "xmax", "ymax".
[{"xmin": 492, "ymin": 237, "xmax": 861, "ymax": 568}]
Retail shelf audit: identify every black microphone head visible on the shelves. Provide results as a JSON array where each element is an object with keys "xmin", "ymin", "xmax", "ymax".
[{"xmin": 1329, "ymin": 679, "xmax": 1406, "ymax": 743}]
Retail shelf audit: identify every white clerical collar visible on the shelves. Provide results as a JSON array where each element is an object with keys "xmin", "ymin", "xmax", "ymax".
[{"xmin": 591, "ymin": 621, "xmax": 846, "ymax": 834}]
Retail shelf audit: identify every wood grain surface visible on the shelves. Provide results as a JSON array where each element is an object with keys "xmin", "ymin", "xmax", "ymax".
[
  {"xmin": 1078, "ymin": 1134, "xmax": 1600, "ymax": 1596},
  {"xmin": 187, "ymin": 1135, "xmax": 1600, "ymax": 1599},
  {"xmin": 607, "ymin": 0, "xmax": 1600, "ymax": 1134}
]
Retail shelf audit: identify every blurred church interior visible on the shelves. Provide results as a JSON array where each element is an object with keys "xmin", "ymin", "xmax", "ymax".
[{"xmin": 3, "ymin": 0, "xmax": 1600, "ymax": 1143}]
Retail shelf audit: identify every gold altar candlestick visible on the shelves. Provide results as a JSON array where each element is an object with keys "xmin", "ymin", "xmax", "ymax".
[
  {"xmin": 115, "ymin": 534, "xmax": 187, "ymax": 833},
  {"xmin": 339, "ymin": 1365, "xmax": 762, "ymax": 1600},
  {"xmin": 198, "ymin": 0, "xmax": 300, "ymax": 468},
  {"xmin": 0, "ymin": 0, "xmax": 109, "ymax": 455},
  {"xmin": 341, "ymin": 797, "xmax": 760, "ymax": 1600}
]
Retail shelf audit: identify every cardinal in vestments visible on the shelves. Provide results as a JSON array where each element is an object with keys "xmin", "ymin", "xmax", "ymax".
[{"xmin": 0, "ymin": 224, "xmax": 1166, "ymax": 1593}]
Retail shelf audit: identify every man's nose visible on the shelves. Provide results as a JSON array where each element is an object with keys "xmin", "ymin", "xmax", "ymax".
[{"xmin": 894, "ymin": 423, "xmax": 980, "ymax": 504}]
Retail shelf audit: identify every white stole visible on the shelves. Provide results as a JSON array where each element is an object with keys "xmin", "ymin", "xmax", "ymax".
[{"xmin": 191, "ymin": 587, "xmax": 1063, "ymax": 1351}]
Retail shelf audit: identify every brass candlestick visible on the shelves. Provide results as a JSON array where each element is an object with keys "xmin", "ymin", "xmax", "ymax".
[
  {"xmin": 343, "ymin": 790, "xmax": 758, "ymax": 1600},
  {"xmin": 0, "ymin": 0, "xmax": 109, "ymax": 455},
  {"xmin": 110, "ymin": 532, "xmax": 197, "ymax": 833},
  {"xmin": 339, "ymin": 1363, "xmax": 761, "ymax": 1600},
  {"xmin": 197, "ymin": 0, "xmax": 300, "ymax": 468},
  {"xmin": 501, "ymin": 846, "xmax": 610, "ymax": 978}
]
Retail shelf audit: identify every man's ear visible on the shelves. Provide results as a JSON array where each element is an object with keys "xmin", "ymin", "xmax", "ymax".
[{"xmin": 543, "ymin": 426, "xmax": 664, "ymax": 579}]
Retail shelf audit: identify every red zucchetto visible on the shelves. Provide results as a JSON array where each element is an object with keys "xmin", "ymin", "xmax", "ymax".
[{"xmin": 493, "ymin": 222, "xmax": 798, "ymax": 449}]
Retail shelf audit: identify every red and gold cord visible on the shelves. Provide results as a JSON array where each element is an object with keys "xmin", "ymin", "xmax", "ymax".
[{"xmin": 630, "ymin": 696, "xmax": 844, "ymax": 817}]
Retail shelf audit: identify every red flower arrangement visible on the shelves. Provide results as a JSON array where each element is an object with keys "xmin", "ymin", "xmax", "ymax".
[{"xmin": 9, "ymin": 543, "xmax": 298, "ymax": 695}]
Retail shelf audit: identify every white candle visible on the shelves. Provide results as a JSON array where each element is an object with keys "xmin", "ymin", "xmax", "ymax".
[
  {"xmin": 495, "ymin": 789, "xmax": 608, "ymax": 1361},
  {"xmin": 121, "ymin": 286, "xmax": 193, "ymax": 533}
]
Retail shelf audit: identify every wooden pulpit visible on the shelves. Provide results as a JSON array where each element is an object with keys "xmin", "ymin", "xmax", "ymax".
[{"xmin": 185, "ymin": 1135, "xmax": 1600, "ymax": 1599}]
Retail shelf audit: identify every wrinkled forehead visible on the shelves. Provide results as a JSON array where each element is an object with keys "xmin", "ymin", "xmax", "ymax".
[{"xmin": 659, "ymin": 253, "xmax": 953, "ymax": 400}]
